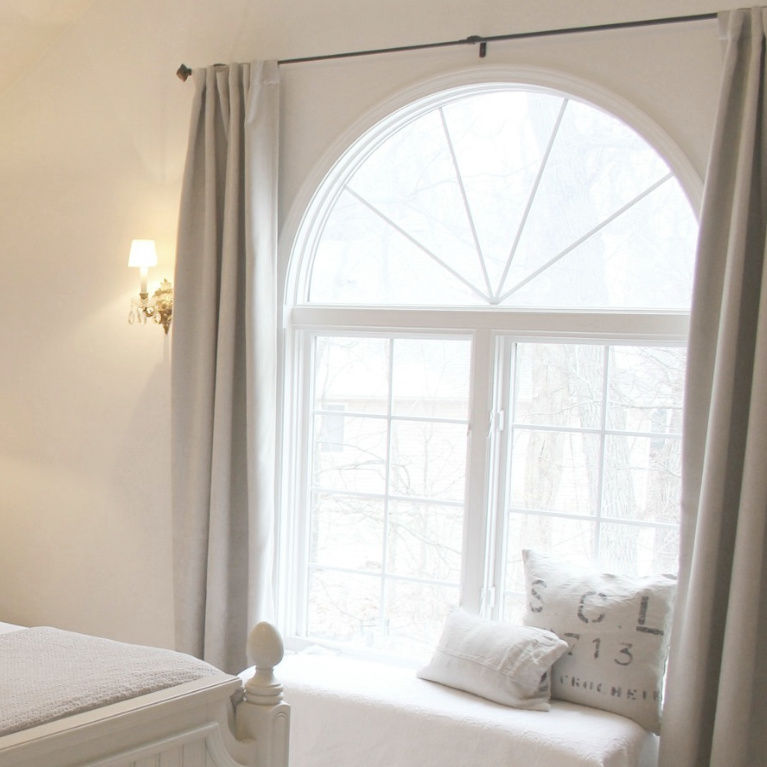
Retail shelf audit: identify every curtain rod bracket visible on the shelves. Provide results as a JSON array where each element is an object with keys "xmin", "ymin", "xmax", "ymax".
[{"xmin": 464, "ymin": 35, "xmax": 488, "ymax": 58}]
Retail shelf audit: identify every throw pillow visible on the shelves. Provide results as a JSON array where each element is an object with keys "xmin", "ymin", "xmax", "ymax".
[
  {"xmin": 417, "ymin": 607, "xmax": 569, "ymax": 710},
  {"xmin": 522, "ymin": 549, "xmax": 676, "ymax": 732}
]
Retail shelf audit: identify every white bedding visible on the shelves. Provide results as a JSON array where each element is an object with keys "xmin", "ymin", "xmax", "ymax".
[
  {"xmin": 0, "ymin": 626, "xmax": 220, "ymax": 736},
  {"xmin": 266, "ymin": 653, "xmax": 658, "ymax": 767}
]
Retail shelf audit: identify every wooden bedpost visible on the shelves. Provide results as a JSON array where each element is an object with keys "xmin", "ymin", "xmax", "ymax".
[{"xmin": 236, "ymin": 621, "xmax": 290, "ymax": 767}]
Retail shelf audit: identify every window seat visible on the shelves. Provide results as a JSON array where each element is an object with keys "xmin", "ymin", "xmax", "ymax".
[{"xmin": 252, "ymin": 652, "xmax": 659, "ymax": 767}]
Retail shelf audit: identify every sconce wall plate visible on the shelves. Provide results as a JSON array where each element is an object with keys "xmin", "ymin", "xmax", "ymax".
[{"xmin": 129, "ymin": 279, "xmax": 173, "ymax": 334}]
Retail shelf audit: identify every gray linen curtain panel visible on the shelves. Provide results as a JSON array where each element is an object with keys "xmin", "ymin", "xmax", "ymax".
[
  {"xmin": 659, "ymin": 8, "xmax": 767, "ymax": 766},
  {"xmin": 171, "ymin": 61, "xmax": 279, "ymax": 674}
]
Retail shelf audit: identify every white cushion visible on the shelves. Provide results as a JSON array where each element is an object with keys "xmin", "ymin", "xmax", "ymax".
[
  {"xmin": 417, "ymin": 607, "xmax": 569, "ymax": 710},
  {"xmin": 522, "ymin": 549, "xmax": 676, "ymax": 732},
  {"xmin": 272, "ymin": 653, "xmax": 660, "ymax": 767}
]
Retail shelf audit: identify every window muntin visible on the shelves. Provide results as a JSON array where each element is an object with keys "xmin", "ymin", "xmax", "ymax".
[{"xmin": 285, "ymin": 81, "xmax": 698, "ymax": 662}]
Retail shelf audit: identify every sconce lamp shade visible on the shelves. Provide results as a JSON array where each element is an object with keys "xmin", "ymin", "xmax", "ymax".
[{"xmin": 128, "ymin": 239, "xmax": 158, "ymax": 268}]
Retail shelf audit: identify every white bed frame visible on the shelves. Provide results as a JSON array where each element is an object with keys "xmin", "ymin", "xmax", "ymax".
[{"xmin": 0, "ymin": 621, "xmax": 289, "ymax": 767}]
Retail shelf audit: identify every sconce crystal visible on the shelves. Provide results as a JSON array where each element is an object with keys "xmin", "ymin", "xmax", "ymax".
[{"xmin": 127, "ymin": 239, "xmax": 173, "ymax": 334}]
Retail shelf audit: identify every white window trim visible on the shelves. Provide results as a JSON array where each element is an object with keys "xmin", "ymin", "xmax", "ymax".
[
  {"xmin": 287, "ymin": 306, "xmax": 690, "ymax": 341},
  {"xmin": 275, "ymin": 67, "xmax": 702, "ymax": 660}
]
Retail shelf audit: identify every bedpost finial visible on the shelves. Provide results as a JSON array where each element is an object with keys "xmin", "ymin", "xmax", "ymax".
[
  {"xmin": 247, "ymin": 621, "xmax": 284, "ymax": 669},
  {"xmin": 244, "ymin": 621, "xmax": 285, "ymax": 704}
]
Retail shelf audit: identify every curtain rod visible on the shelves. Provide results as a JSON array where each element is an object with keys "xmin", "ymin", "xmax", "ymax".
[{"xmin": 176, "ymin": 11, "xmax": 717, "ymax": 80}]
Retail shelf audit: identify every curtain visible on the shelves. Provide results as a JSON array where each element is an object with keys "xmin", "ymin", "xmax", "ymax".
[
  {"xmin": 659, "ymin": 8, "xmax": 767, "ymax": 766},
  {"xmin": 171, "ymin": 61, "xmax": 279, "ymax": 674}
]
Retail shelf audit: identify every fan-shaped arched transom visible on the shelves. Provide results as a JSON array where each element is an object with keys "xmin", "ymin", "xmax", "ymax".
[{"xmin": 304, "ymin": 86, "xmax": 697, "ymax": 310}]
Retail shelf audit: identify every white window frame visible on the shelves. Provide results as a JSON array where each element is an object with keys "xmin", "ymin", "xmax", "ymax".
[{"xmin": 276, "ymin": 69, "xmax": 701, "ymax": 661}]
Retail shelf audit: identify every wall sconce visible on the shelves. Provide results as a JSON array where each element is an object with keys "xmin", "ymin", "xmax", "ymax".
[{"xmin": 127, "ymin": 239, "xmax": 173, "ymax": 334}]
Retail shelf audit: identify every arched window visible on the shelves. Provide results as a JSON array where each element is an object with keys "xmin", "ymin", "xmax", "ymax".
[{"xmin": 281, "ymin": 81, "xmax": 698, "ymax": 661}]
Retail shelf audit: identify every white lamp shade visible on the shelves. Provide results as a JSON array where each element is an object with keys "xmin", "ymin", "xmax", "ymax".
[{"xmin": 128, "ymin": 239, "xmax": 158, "ymax": 268}]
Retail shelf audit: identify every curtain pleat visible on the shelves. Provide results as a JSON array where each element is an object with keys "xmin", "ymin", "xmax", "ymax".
[
  {"xmin": 171, "ymin": 61, "xmax": 279, "ymax": 674},
  {"xmin": 659, "ymin": 8, "xmax": 767, "ymax": 766}
]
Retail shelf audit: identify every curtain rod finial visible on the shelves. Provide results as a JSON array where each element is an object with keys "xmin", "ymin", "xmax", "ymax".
[{"xmin": 177, "ymin": 64, "xmax": 192, "ymax": 81}]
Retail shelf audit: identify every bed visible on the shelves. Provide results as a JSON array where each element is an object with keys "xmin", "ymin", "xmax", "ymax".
[{"xmin": 0, "ymin": 620, "xmax": 289, "ymax": 767}]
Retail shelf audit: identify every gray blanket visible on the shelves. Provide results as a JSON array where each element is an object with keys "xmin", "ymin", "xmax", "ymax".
[{"xmin": 0, "ymin": 627, "xmax": 220, "ymax": 736}]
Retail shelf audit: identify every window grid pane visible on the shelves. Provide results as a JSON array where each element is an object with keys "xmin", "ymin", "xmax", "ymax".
[
  {"xmin": 305, "ymin": 335, "xmax": 470, "ymax": 656},
  {"xmin": 501, "ymin": 341, "xmax": 684, "ymax": 622}
]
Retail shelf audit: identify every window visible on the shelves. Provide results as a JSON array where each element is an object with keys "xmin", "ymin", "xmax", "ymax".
[
  {"xmin": 317, "ymin": 402, "xmax": 346, "ymax": 453},
  {"xmin": 281, "ymin": 81, "xmax": 697, "ymax": 662}
]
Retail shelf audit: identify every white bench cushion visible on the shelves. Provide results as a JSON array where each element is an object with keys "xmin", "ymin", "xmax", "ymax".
[{"xmin": 267, "ymin": 653, "xmax": 658, "ymax": 767}]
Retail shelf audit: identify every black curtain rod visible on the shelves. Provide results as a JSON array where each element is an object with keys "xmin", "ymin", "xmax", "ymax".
[{"xmin": 176, "ymin": 11, "xmax": 717, "ymax": 80}]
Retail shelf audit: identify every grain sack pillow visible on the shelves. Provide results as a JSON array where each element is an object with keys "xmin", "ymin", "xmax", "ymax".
[
  {"xmin": 417, "ymin": 607, "xmax": 569, "ymax": 710},
  {"xmin": 522, "ymin": 549, "xmax": 676, "ymax": 732}
]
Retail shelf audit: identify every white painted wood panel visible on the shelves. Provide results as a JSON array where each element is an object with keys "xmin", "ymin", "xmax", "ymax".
[
  {"xmin": 181, "ymin": 739, "xmax": 206, "ymax": 767},
  {"xmin": 159, "ymin": 746, "xmax": 183, "ymax": 767}
]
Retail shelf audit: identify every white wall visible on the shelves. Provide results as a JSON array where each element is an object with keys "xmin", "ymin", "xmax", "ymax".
[{"xmin": 0, "ymin": 0, "xmax": 738, "ymax": 649}]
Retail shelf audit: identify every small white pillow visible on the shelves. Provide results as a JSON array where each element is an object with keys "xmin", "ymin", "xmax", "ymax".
[
  {"xmin": 522, "ymin": 549, "xmax": 676, "ymax": 732},
  {"xmin": 417, "ymin": 607, "xmax": 569, "ymax": 710}
]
